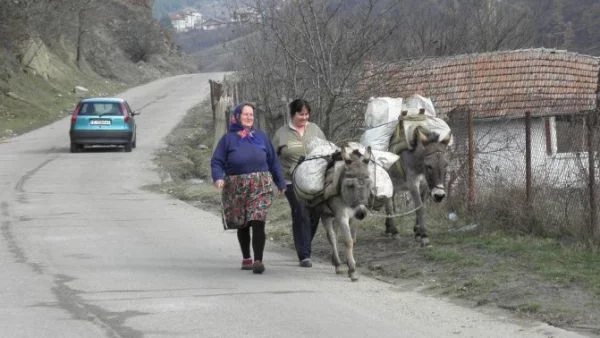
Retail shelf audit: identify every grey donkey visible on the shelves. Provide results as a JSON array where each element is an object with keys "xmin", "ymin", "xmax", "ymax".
[
  {"xmin": 316, "ymin": 145, "xmax": 373, "ymax": 282},
  {"xmin": 376, "ymin": 130, "xmax": 451, "ymax": 246}
]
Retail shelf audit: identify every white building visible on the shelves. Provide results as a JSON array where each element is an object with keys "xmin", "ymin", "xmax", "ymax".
[
  {"xmin": 169, "ymin": 8, "xmax": 203, "ymax": 32},
  {"xmin": 168, "ymin": 14, "xmax": 186, "ymax": 32}
]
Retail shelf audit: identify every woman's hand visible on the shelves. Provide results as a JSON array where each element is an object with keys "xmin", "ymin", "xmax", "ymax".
[{"xmin": 215, "ymin": 179, "xmax": 225, "ymax": 191}]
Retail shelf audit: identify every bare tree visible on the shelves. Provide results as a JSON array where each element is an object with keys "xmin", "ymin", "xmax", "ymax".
[
  {"xmin": 0, "ymin": 1, "xmax": 32, "ymax": 52},
  {"xmin": 234, "ymin": 0, "xmax": 402, "ymax": 139},
  {"xmin": 75, "ymin": 0, "xmax": 100, "ymax": 67},
  {"xmin": 387, "ymin": 0, "xmax": 535, "ymax": 58},
  {"xmin": 232, "ymin": 0, "xmax": 540, "ymax": 140}
]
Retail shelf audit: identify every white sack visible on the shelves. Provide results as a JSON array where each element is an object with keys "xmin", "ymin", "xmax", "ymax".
[
  {"xmin": 293, "ymin": 138, "xmax": 338, "ymax": 200},
  {"xmin": 402, "ymin": 116, "xmax": 452, "ymax": 148},
  {"xmin": 364, "ymin": 97, "xmax": 403, "ymax": 128},
  {"xmin": 359, "ymin": 120, "xmax": 397, "ymax": 151},
  {"xmin": 403, "ymin": 94, "xmax": 437, "ymax": 117},
  {"xmin": 344, "ymin": 142, "xmax": 399, "ymax": 169},
  {"xmin": 306, "ymin": 138, "xmax": 339, "ymax": 155},
  {"xmin": 342, "ymin": 142, "xmax": 396, "ymax": 199},
  {"xmin": 368, "ymin": 162, "xmax": 394, "ymax": 199}
]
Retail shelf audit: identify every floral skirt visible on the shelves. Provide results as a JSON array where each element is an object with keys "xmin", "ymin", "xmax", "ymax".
[{"xmin": 222, "ymin": 171, "xmax": 273, "ymax": 229}]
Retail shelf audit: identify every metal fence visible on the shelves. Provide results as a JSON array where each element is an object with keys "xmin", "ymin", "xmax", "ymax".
[{"xmin": 447, "ymin": 108, "xmax": 600, "ymax": 241}]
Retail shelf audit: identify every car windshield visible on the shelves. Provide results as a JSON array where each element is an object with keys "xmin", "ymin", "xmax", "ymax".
[{"xmin": 79, "ymin": 102, "xmax": 121, "ymax": 116}]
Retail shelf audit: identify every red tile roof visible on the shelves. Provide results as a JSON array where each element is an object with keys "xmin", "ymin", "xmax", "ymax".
[{"xmin": 369, "ymin": 49, "xmax": 600, "ymax": 119}]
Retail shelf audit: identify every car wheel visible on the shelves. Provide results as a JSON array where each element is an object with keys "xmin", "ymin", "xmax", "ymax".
[
  {"xmin": 70, "ymin": 143, "xmax": 80, "ymax": 153},
  {"xmin": 132, "ymin": 134, "xmax": 137, "ymax": 148},
  {"xmin": 124, "ymin": 142, "xmax": 132, "ymax": 152}
]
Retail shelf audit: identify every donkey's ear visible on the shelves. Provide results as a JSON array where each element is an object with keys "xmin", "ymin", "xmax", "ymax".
[
  {"xmin": 417, "ymin": 129, "xmax": 429, "ymax": 145},
  {"xmin": 440, "ymin": 133, "xmax": 452, "ymax": 145},
  {"xmin": 341, "ymin": 146, "xmax": 352, "ymax": 164},
  {"xmin": 363, "ymin": 146, "xmax": 372, "ymax": 164}
]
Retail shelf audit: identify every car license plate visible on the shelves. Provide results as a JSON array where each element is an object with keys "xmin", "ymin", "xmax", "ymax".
[{"xmin": 90, "ymin": 119, "xmax": 111, "ymax": 125}]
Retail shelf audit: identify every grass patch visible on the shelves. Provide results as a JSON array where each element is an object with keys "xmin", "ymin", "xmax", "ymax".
[
  {"xmin": 459, "ymin": 275, "xmax": 498, "ymax": 296},
  {"xmin": 1, "ymin": 71, "xmax": 128, "ymax": 138},
  {"xmin": 423, "ymin": 247, "xmax": 463, "ymax": 262}
]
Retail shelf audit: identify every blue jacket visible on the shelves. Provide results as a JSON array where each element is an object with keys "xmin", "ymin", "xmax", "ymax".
[{"xmin": 211, "ymin": 130, "xmax": 287, "ymax": 190}]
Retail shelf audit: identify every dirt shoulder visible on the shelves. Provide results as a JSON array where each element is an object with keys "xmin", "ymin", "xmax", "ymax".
[{"xmin": 150, "ymin": 100, "xmax": 600, "ymax": 337}]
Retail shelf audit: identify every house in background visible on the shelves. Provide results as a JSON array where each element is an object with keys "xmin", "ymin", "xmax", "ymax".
[
  {"xmin": 169, "ymin": 8, "xmax": 203, "ymax": 32},
  {"xmin": 181, "ymin": 8, "xmax": 202, "ymax": 30},
  {"xmin": 168, "ymin": 13, "xmax": 186, "ymax": 32},
  {"xmin": 366, "ymin": 48, "xmax": 600, "ymax": 188},
  {"xmin": 232, "ymin": 7, "xmax": 260, "ymax": 23},
  {"xmin": 200, "ymin": 18, "xmax": 227, "ymax": 31}
]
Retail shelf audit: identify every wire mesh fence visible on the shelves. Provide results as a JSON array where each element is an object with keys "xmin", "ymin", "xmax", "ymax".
[{"xmin": 448, "ymin": 108, "xmax": 600, "ymax": 240}]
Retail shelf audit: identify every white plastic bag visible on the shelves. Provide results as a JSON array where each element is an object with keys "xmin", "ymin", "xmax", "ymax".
[
  {"xmin": 402, "ymin": 116, "xmax": 452, "ymax": 149},
  {"xmin": 368, "ymin": 161, "xmax": 394, "ymax": 199},
  {"xmin": 292, "ymin": 138, "xmax": 338, "ymax": 201},
  {"xmin": 403, "ymin": 94, "xmax": 436, "ymax": 117},
  {"xmin": 342, "ymin": 142, "xmax": 396, "ymax": 199},
  {"xmin": 359, "ymin": 120, "xmax": 397, "ymax": 151},
  {"xmin": 344, "ymin": 142, "xmax": 399, "ymax": 169},
  {"xmin": 364, "ymin": 97, "xmax": 403, "ymax": 128}
]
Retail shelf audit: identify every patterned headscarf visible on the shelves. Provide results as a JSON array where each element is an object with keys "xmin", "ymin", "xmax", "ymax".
[{"xmin": 229, "ymin": 103, "xmax": 265, "ymax": 149}]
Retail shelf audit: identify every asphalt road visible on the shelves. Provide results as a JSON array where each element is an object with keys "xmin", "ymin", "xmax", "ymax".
[{"xmin": 0, "ymin": 73, "xmax": 586, "ymax": 338}]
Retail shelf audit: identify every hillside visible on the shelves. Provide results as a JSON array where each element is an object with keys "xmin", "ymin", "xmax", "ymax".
[
  {"xmin": 0, "ymin": 0, "xmax": 196, "ymax": 139},
  {"xmin": 166, "ymin": 0, "xmax": 600, "ymax": 61}
]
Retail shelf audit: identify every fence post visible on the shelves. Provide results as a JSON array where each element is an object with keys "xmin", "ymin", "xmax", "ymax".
[
  {"xmin": 467, "ymin": 108, "xmax": 475, "ymax": 202},
  {"xmin": 209, "ymin": 79, "xmax": 222, "ymax": 128},
  {"xmin": 525, "ymin": 111, "xmax": 532, "ymax": 207},
  {"xmin": 212, "ymin": 77, "xmax": 233, "ymax": 152},
  {"xmin": 586, "ymin": 111, "xmax": 598, "ymax": 242}
]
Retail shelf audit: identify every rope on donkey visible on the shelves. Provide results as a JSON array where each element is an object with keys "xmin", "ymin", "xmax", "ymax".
[{"xmin": 366, "ymin": 204, "xmax": 423, "ymax": 219}]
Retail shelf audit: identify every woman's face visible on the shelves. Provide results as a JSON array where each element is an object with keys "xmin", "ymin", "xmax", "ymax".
[
  {"xmin": 292, "ymin": 107, "xmax": 310, "ymax": 128},
  {"xmin": 239, "ymin": 105, "xmax": 254, "ymax": 128}
]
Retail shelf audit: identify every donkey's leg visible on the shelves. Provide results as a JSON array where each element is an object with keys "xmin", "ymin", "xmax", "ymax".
[
  {"xmin": 323, "ymin": 216, "xmax": 343, "ymax": 274},
  {"xmin": 350, "ymin": 218, "xmax": 357, "ymax": 244},
  {"xmin": 384, "ymin": 196, "xmax": 399, "ymax": 237},
  {"xmin": 409, "ymin": 184, "xmax": 429, "ymax": 247},
  {"xmin": 338, "ymin": 216, "xmax": 358, "ymax": 281}
]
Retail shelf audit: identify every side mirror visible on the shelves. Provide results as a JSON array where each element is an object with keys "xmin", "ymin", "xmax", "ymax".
[{"xmin": 131, "ymin": 111, "xmax": 141, "ymax": 116}]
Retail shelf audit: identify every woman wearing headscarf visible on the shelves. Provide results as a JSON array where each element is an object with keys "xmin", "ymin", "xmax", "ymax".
[{"xmin": 211, "ymin": 103, "xmax": 286, "ymax": 274}]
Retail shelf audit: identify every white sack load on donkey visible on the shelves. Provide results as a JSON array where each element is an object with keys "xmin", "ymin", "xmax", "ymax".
[
  {"xmin": 359, "ymin": 97, "xmax": 403, "ymax": 151},
  {"xmin": 291, "ymin": 138, "xmax": 339, "ymax": 202},
  {"xmin": 342, "ymin": 142, "xmax": 397, "ymax": 200},
  {"xmin": 359, "ymin": 94, "xmax": 452, "ymax": 154},
  {"xmin": 291, "ymin": 139, "xmax": 398, "ymax": 205}
]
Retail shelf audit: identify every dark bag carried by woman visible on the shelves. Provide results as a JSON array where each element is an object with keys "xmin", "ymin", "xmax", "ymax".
[{"xmin": 220, "ymin": 192, "xmax": 244, "ymax": 230}]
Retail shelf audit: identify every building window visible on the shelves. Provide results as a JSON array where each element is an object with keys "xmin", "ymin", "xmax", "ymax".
[{"xmin": 555, "ymin": 115, "xmax": 586, "ymax": 153}]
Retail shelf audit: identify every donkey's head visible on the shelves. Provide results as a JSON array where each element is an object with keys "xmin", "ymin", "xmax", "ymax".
[
  {"xmin": 413, "ymin": 130, "xmax": 451, "ymax": 203},
  {"xmin": 339, "ymin": 146, "xmax": 373, "ymax": 220}
]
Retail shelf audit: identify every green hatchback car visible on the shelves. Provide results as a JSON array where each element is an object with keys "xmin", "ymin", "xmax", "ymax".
[{"xmin": 69, "ymin": 97, "xmax": 139, "ymax": 153}]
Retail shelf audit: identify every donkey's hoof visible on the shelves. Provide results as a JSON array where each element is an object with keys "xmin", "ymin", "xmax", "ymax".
[
  {"xmin": 349, "ymin": 272, "xmax": 359, "ymax": 282},
  {"xmin": 335, "ymin": 266, "xmax": 344, "ymax": 274},
  {"xmin": 414, "ymin": 234, "xmax": 422, "ymax": 243},
  {"xmin": 420, "ymin": 237, "xmax": 431, "ymax": 247}
]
